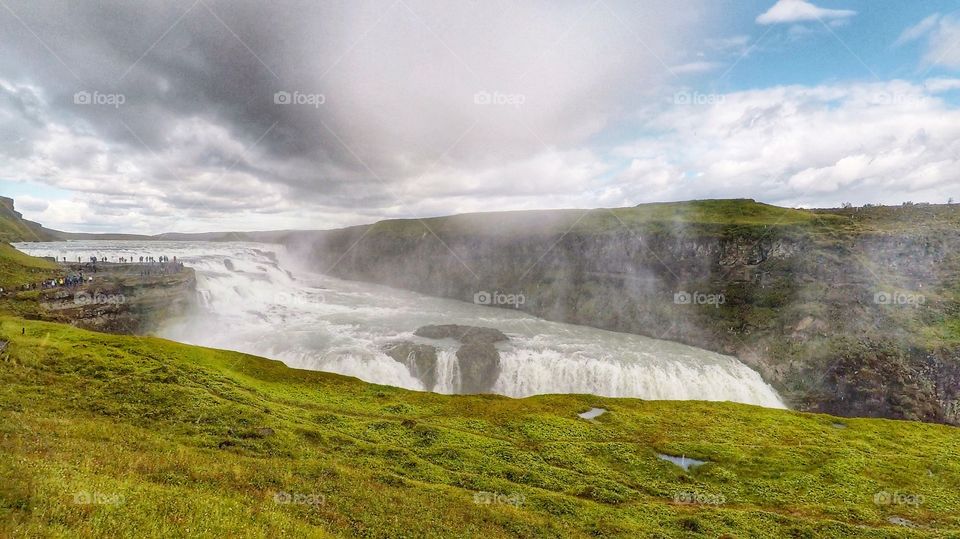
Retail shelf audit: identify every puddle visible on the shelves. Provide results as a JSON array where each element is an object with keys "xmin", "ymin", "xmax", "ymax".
[
  {"xmin": 578, "ymin": 408, "xmax": 607, "ymax": 420},
  {"xmin": 888, "ymin": 516, "xmax": 915, "ymax": 528},
  {"xmin": 657, "ymin": 453, "xmax": 707, "ymax": 471}
]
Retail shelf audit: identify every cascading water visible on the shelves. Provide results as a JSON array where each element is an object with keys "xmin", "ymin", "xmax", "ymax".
[{"xmin": 14, "ymin": 240, "xmax": 785, "ymax": 408}]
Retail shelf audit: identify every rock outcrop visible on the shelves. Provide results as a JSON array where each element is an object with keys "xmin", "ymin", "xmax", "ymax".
[
  {"xmin": 37, "ymin": 263, "xmax": 198, "ymax": 334},
  {"xmin": 384, "ymin": 342, "xmax": 439, "ymax": 391},
  {"xmin": 413, "ymin": 324, "xmax": 508, "ymax": 344},
  {"xmin": 385, "ymin": 325, "xmax": 510, "ymax": 394}
]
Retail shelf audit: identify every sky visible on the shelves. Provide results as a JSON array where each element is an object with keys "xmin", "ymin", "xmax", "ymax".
[{"xmin": 2, "ymin": 0, "xmax": 960, "ymax": 233}]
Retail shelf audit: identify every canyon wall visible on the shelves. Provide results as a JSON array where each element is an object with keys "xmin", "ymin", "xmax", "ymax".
[{"xmin": 285, "ymin": 202, "xmax": 960, "ymax": 424}]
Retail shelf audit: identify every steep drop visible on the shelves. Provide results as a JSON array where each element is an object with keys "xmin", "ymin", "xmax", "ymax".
[{"xmin": 14, "ymin": 240, "xmax": 785, "ymax": 408}]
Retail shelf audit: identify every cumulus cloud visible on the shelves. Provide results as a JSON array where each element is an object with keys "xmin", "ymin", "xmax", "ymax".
[
  {"xmin": 756, "ymin": 0, "xmax": 856, "ymax": 26},
  {"xmin": 613, "ymin": 79, "xmax": 960, "ymax": 207}
]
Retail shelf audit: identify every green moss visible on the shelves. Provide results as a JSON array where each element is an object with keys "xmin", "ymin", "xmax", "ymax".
[{"xmin": 0, "ymin": 317, "xmax": 958, "ymax": 537}]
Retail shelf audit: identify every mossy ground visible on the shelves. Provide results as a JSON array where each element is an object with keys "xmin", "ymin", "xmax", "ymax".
[
  {"xmin": 2, "ymin": 317, "xmax": 959, "ymax": 538},
  {"xmin": 3, "ymin": 201, "xmax": 960, "ymax": 537}
]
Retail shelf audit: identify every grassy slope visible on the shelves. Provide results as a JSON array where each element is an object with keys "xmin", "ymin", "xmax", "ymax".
[
  {"xmin": 2, "ymin": 199, "xmax": 960, "ymax": 536},
  {"xmin": 2, "ymin": 318, "xmax": 960, "ymax": 538},
  {"xmin": 0, "ymin": 243, "xmax": 59, "ymax": 287},
  {"xmin": 0, "ymin": 198, "xmax": 60, "ymax": 243}
]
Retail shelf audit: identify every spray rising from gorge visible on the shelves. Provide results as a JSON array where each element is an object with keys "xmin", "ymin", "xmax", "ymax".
[{"xmin": 14, "ymin": 240, "xmax": 784, "ymax": 408}]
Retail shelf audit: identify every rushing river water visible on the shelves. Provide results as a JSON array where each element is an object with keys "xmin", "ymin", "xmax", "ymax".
[{"xmin": 14, "ymin": 240, "xmax": 785, "ymax": 407}]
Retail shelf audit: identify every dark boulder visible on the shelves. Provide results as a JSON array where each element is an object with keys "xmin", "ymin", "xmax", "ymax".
[
  {"xmin": 455, "ymin": 342, "xmax": 502, "ymax": 394},
  {"xmin": 384, "ymin": 342, "xmax": 439, "ymax": 391},
  {"xmin": 413, "ymin": 324, "xmax": 508, "ymax": 345}
]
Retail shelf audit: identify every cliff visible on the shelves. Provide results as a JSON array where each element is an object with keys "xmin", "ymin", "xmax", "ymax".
[
  {"xmin": 32, "ymin": 263, "xmax": 198, "ymax": 334},
  {"xmin": 0, "ymin": 196, "xmax": 61, "ymax": 242},
  {"xmin": 287, "ymin": 200, "xmax": 960, "ymax": 425}
]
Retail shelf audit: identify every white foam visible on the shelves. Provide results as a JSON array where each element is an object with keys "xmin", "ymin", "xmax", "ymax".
[{"xmin": 13, "ymin": 240, "xmax": 786, "ymax": 408}]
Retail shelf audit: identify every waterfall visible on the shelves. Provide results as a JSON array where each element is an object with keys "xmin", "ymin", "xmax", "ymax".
[{"xmin": 13, "ymin": 240, "xmax": 786, "ymax": 408}]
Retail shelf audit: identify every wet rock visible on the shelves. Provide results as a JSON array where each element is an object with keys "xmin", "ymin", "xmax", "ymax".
[
  {"xmin": 412, "ymin": 324, "xmax": 510, "ymax": 394},
  {"xmin": 455, "ymin": 342, "xmax": 501, "ymax": 394},
  {"xmin": 384, "ymin": 342, "xmax": 439, "ymax": 391},
  {"xmin": 414, "ymin": 324, "xmax": 508, "ymax": 344}
]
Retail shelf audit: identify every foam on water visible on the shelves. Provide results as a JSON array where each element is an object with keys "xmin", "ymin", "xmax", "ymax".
[{"xmin": 14, "ymin": 240, "xmax": 786, "ymax": 408}]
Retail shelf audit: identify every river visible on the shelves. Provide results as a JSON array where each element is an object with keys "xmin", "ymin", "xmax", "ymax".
[{"xmin": 14, "ymin": 240, "xmax": 785, "ymax": 408}]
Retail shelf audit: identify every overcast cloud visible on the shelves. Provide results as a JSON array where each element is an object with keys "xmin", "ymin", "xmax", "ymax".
[{"xmin": 0, "ymin": 1, "xmax": 957, "ymax": 233}]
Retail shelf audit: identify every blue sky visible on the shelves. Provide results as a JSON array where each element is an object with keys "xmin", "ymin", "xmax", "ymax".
[
  {"xmin": 706, "ymin": 1, "xmax": 960, "ymax": 88},
  {"xmin": 2, "ymin": 0, "xmax": 960, "ymax": 233}
]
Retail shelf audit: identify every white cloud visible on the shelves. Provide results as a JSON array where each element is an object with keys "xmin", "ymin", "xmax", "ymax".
[
  {"xmin": 0, "ymin": 1, "xmax": 711, "ymax": 234},
  {"xmin": 893, "ymin": 13, "xmax": 960, "ymax": 69},
  {"xmin": 923, "ymin": 78, "xmax": 960, "ymax": 92},
  {"xmin": 670, "ymin": 61, "xmax": 724, "ymax": 74},
  {"xmin": 921, "ymin": 15, "xmax": 960, "ymax": 69},
  {"xmin": 613, "ymin": 79, "xmax": 960, "ymax": 207},
  {"xmin": 756, "ymin": 0, "xmax": 856, "ymax": 26},
  {"xmin": 894, "ymin": 14, "xmax": 941, "ymax": 47}
]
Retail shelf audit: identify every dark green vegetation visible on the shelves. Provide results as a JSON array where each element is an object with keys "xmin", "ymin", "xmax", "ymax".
[
  {"xmin": 290, "ymin": 199, "xmax": 960, "ymax": 425},
  {"xmin": 3, "ymin": 317, "xmax": 960, "ymax": 538}
]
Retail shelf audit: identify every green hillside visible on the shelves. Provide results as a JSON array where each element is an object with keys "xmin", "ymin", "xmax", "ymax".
[
  {"xmin": 2, "ymin": 316, "xmax": 959, "ymax": 538},
  {"xmin": 0, "ymin": 196, "xmax": 61, "ymax": 243}
]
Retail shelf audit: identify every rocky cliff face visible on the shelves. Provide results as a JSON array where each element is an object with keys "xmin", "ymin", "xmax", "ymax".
[
  {"xmin": 286, "ymin": 202, "xmax": 960, "ymax": 425},
  {"xmin": 0, "ymin": 196, "xmax": 61, "ymax": 242},
  {"xmin": 35, "ymin": 264, "xmax": 198, "ymax": 334}
]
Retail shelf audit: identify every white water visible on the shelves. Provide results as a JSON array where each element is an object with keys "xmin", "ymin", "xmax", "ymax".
[{"xmin": 14, "ymin": 240, "xmax": 785, "ymax": 408}]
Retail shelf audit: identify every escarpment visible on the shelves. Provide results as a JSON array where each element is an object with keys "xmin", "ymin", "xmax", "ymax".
[{"xmin": 287, "ymin": 201, "xmax": 960, "ymax": 425}]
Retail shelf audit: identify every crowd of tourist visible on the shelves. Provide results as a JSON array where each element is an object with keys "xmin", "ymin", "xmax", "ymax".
[{"xmin": 14, "ymin": 254, "xmax": 187, "ymax": 292}]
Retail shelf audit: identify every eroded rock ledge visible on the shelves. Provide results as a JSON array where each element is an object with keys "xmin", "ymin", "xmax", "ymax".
[
  {"xmin": 384, "ymin": 324, "xmax": 509, "ymax": 394},
  {"xmin": 35, "ymin": 262, "xmax": 198, "ymax": 335}
]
